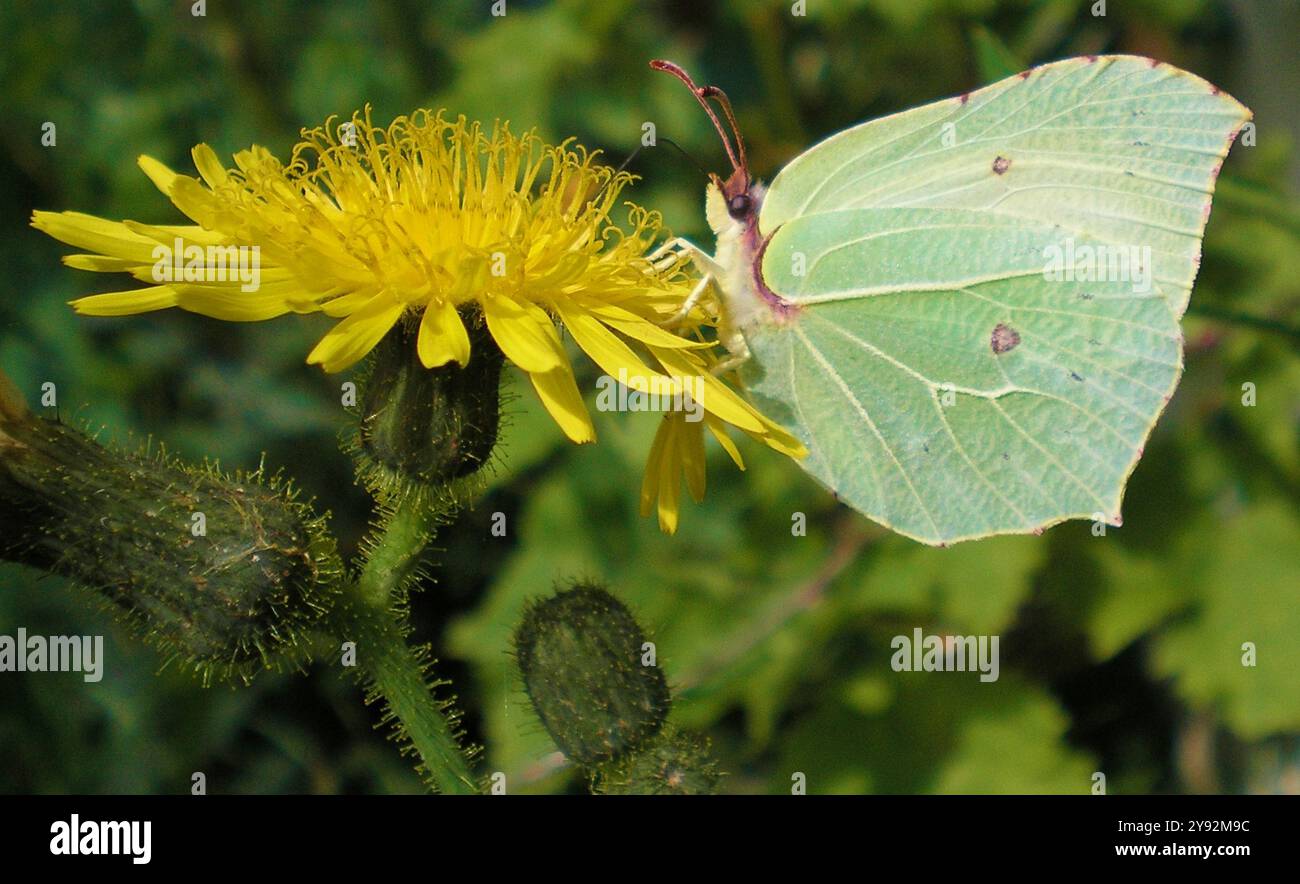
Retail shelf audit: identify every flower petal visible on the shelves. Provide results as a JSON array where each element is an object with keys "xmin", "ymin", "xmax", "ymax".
[
  {"xmin": 528, "ymin": 364, "xmax": 595, "ymax": 444},
  {"xmin": 680, "ymin": 417, "xmax": 707, "ymax": 502},
  {"xmin": 70, "ymin": 286, "xmax": 180, "ymax": 315},
  {"xmin": 705, "ymin": 414, "xmax": 746, "ymax": 470},
  {"xmin": 166, "ymin": 176, "xmax": 222, "ymax": 226},
  {"xmin": 63, "ymin": 254, "xmax": 143, "ymax": 273},
  {"xmin": 581, "ymin": 301, "xmax": 715, "ymax": 350},
  {"xmin": 191, "ymin": 144, "xmax": 230, "ymax": 189},
  {"xmin": 417, "ymin": 298, "xmax": 471, "ymax": 368},
  {"xmin": 137, "ymin": 155, "xmax": 180, "ymax": 197},
  {"xmin": 306, "ymin": 293, "xmax": 406, "ymax": 372},
  {"xmin": 750, "ymin": 413, "xmax": 808, "ymax": 459},
  {"xmin": 650, "ymin": 346, "xmax": 765, "ymax": 433},
  {"xmin": 32, "ymin": 211, "xmax": 161, "ymax": 263},
  {"xmin": 174, "ymin": 285, "xmax": 295, "ymax": 321},
  {"xmin": 482, "ymin": 295, "xmax": 563, "ymax": 374},
  {"xmin": 641, "ymin": 415, "xmax": 672, "ymax": 517},
  {"xmin": 553, "ymin": 299, "xmax": 678, "ymax": 395},
  {"xmin": 656, "ymin": 417, "xmax": 682, "ymax": 534}
]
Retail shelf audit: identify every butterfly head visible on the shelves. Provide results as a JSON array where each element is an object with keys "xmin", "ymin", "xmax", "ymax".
[{"xmin": 650, "ymin": 59, "xmax": 761, "ymax": 229}]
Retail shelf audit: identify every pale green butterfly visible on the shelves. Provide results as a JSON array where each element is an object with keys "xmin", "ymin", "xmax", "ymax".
[{"xmin": 650, "ymin": 56, "xmax": 1251, "ymax": 546}]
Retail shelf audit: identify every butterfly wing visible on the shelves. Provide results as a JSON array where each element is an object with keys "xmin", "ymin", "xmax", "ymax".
[{"xmin": 741, "ymin": 55, "xmax": 1250, "ymax": 545}]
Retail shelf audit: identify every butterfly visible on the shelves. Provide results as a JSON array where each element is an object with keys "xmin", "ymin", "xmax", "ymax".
[{"xmin": 650, "ymin": 56, "xmax": 1250, "ymax": 546}]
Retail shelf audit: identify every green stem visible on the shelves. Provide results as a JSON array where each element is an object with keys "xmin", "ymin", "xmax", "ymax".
[
  {"xmin": 339, "ymin": 499, "xmax": 479, "ymax": 794},
  {"xmin": 356, "ymin": 500, "xmax": 440, "ymax": 607}
]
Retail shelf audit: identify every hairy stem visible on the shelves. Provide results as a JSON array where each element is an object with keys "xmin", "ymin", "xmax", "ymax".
[
  {"xmin": 356, "ymin": 500, "xmax": 439, "ymax": 607},
  {"xmin": 340, "ymin": 499, "xmax": 479, "ymax": 794}
]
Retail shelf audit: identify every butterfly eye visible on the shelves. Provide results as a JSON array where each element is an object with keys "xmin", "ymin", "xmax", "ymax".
[{"xmin": 726, "ymin": 193, "xmax": 752, "ymax": 220}]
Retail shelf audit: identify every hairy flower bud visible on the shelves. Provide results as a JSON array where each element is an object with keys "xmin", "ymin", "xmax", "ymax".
[
  {"xmin": 513, "ymin": 583, "xmax": 670, "ymax": 766},
  {"xmin": 355, "ymin": 310, "xmax": 504, "ymax": 497},
  {"xmin": 0, "ymin": 400, "xmax": 342, "ymax": 682},
  {"xmin": 594, "ymin": 729, "xmax": 722, "ymax": 795}
]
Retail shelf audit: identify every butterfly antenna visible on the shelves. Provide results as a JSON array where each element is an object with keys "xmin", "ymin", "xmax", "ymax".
[
  {"xmin": 649, "ymin": 59, "xmax": 743, "ymax": 174},
  {"xmin": 589, "ymin": 136, "xmax": 711, "ymax": 204},
  {"xmin": 699, "ymin": 85, "xmax": 748, "ymax": 175},
  {"xmin": 658, "ymin": 137, "xmax": 712, "ymax": 179},
  {"xmin": 590, "ymin": 144, "xmax": 646, "ymax": 204}
]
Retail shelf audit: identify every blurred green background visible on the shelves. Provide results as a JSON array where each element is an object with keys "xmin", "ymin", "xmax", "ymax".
[{"xmin": 1, "ymin": 0, "xmax": 1297, "ymax": 794}]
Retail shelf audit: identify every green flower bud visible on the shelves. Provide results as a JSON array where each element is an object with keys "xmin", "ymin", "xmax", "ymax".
[
  {"xmin": 594, "ymin": 729, "xmax": 723, "ymax": 795},
  {"xmin": 354, "ymin": 309, "xmax": 503, "ymax": 498},
  {"xmin": 513, "ymin": 583, "xmax": 670, "ymax": 766},
  {"xmin": 0, "ymin": 402, "xmax": 342, "ymax": 683}
]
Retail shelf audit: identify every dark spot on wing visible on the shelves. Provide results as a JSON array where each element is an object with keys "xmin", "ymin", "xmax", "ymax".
[
  {"xmin": 992, "ymin": 155, "xmax": 1011, "ymax": 175},
  {"xmin": 1070, "ymin": 371, "xmax": 1084, "ymax": 382},
  {"xmin": 990, "ymin": 323, "xmax": 1020, "ymax": 354},
  {"xmin": 958, "ymin": 92, "xmax": 970, "ymax": 105}
]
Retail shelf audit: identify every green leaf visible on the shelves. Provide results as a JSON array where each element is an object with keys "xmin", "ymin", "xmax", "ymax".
[
  {"xmin": 776, "ymin": 671, "xmax": 1095, "ymax": 794},
  {"xmin": 1151, "ymin": 501, "xmax": 1300, "ymax": 739}
]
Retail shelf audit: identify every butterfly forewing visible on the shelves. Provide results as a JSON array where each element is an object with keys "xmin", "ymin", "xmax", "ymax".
[{"xmin": 741, "ymin": 55, "xmax": 1249, "ymax": 545}]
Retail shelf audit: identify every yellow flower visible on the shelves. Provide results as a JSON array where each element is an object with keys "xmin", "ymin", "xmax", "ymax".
[
  {"xmin": 640, "ymin": 350, "xmax": 805, "ymax": 534},
  {"xmin": 31, "ymin": 106, "xmax": 805, "ymax": 529}
]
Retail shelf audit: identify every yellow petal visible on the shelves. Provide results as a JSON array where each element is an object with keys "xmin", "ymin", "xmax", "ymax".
[
  {"xmin": 640, "ymin": 415, "xmax": 673, "ymax": 517},
  {"xmin": 321, "ymin": 288, "xmax": 381, "ymax": 317},
  {"xmin": 32, "ymin": 211, "xmax": 161, "ymax": 263},
  {"xmin": 656, "ymin": 417, "xmax": 682, "ymax": 534},
  {"xmin": 306, "ymin": 293, "xmax": 406, "ymax": 372},
  {"xmin": 528, "ymin": 364, "xmax": 595, "ymax": 443},
  {"xmin": 651, "ymin": 346, "xmax": 764, "ymax": 433},
  {"xmin": 580, "ymin": 302, "xmax": 713, "ymax": 350},
  {"xmin": 166, "ymin": 176, "xmax": 221, "ymax": 226},
  {"xmin": 417, "ymin": 298, "xmax": 471, "ymax": 368},
  {"xmin": 122, "ymin": 220, "xmax": 228, "ymax": 247},
  {"xmin": 63, "ymin": 254, "xmax": 142, "ymax": 273},
  {"xmin": 681, "ymin": 417, "xmax": 707, "ymax": 503},
  {"xmin": 751, "ymin": 413, "xmax": 808, "ymax": 459},
  {"xmin": 553, "ymin": 299, "xmax": 677, "ymax": 396},
  {"xmin": 174, "ymin": 285, "xmax": 294, "ymax": 321},
  {"xmin": 705, "ymin": 414, "xmax": 746, "ymax": 470},
  {"xmin": 191, "ymin": 144, "xmax": 229, "ymax": 189},
  {"xmin": 70, "ymin": 286, "xmax": 180, "ymax": 315},
  {"xmin": 137, "ymin": 155, "xmax": 180, "ymax": 196},
  {"xmin": 482, "ymin": 295, "xmax": 563, "ymax": 374}
]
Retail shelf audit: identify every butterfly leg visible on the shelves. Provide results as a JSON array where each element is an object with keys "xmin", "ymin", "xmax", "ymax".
[
  {"xmin": 648, "ymin": 238, "xmax": 727, "ymax": 328},
  {"xmin": 659, "ymin": 274, "xmax": 716, "ymax": 328},
  {"xmin": 709, "ymin": 328, "xmax": 752, "ymax": 375},
  {"xmin": 647, "ymin": 237, "xmax": 723, "ymax": 277}
]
